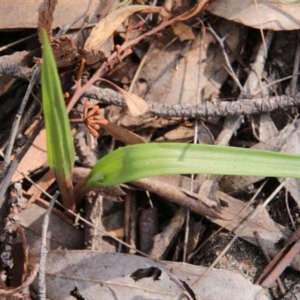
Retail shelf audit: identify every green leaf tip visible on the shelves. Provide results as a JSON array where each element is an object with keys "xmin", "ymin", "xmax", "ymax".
[
  {"xmin": 83, "ymin": 142, "xmax": 300, "ymax": 188},
  {"xmin": 41, "ymin": 29, "xmax": 75, "ymax": 210}
]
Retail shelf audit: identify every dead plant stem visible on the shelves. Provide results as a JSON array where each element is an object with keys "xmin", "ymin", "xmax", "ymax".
[
  {"xmin": 208, "ymin": 23, "xmax": 244, "ymax": 93},
  {"xmin": 289, "ymin": 35, "xmax": 300, "ymax": 96},
  {"xmin": 253, "ymin": 231, "xmax": 285, "ymax": 294},
  {"xmin": 38, "ymin": 191, "xmax": 59, "ymax": 300}
]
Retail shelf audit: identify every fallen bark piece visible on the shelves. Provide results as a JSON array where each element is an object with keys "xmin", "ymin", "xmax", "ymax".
[
  {"xmin": 11, "ymin": 128, "xmax": 47, "ymax": 183},
  {"xmin": 0, "ymin": 0, "xmax": 102, "ymax": 29},
  {"xmin": 0, "ymin": 51, "xmax": 34, "ymax": 96},
  {"xmin": 149, "ymin": 207, "xmax": 187, "ymax": 259}
]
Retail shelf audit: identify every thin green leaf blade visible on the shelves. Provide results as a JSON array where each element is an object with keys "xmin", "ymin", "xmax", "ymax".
[
  {"xmin": 83, "ymin": 143, "xmax": 300, "ymax": 190},
  {"xmin": 41, "ymin": 29, "xmax": 75, "ymax": 210}
]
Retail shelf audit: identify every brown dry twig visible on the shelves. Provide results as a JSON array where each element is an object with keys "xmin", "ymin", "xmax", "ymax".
[
  {"xmin": 38, "ymin": 191, "xmax": 59, "ymax": 300},
  {"xmin": 256, "ymin": 224, "xmax": 300, "ymax": 288},
  {"xmin": 81, "ymin": 84, "xmax": 300, "ymax": 117},
  {"xmin": 207, "ymin": 22, "xmax": 244, "ymax": 93},
  {"xmin": 0, "ymin": 264, "xmax": 39, "ymax": 297},
  {"xmin": 253, "ymin": 231, "xmax": 285, "ymax": 294}
]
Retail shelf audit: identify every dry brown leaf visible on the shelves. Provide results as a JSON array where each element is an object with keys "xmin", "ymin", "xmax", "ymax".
[
  {"xmin": 121, "ymin": 89, "xmax": 150, "ymax": 116},
  {"xmin": 51, "ymin": 35, "xmax": 81, "ymax": 67},
  {"xmin": 171, "ymin": 22, "xmax": 195, "ymax": 41},
  {"xmin": 83, "ymin": 5, "xmax": 162, "ymax": 64},
  {"xmin": 208, "ymin": 0, "xmax": 300, "ymax": 30},
  {"xmin": 0, "ymin": 264, "xmax": 39, "ymax": 297},
  {"xmin": 12, "ymin": 128, "xmax": 47, "ymax": 183},
  {"xmin": 99, "ymin": 78, "xmax": 150, "ymax": 116},
  {"xmin": 32, "ymin": 251, "xmax": 268, "ymax": 300},
  {"xmin": 104, "ymin": 123, "xmax": 146, "ymax": 144},
  {"xmin": 19, "ymin": 203, "xmax": 84, "ymax": 264},
  {"xmin": 155, "ymin": 126, "xmax": 194, "ymax": 142},
  {"xmin": 132, "ymin": 19, "xmax": 241, "ymax": 106}
]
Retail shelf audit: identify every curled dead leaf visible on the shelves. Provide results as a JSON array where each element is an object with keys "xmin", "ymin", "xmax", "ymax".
[
  {"xmin": 121, "ymin": 89, "xmax": 150, "ymax": 116},
  {"xmin": 99, "ymin": 78, "xmax": 150, "ymax": 116},
  {"xmin": 83, "ymin": 5, "xmax": 162, "ymax": 64},
  {"xmin": 171, "ymin": 22, "xmax": 195, "ymax": 41},
  {"xmin": 208, "ymin": 0, "xmax": 300, "ymax": 30},
  {"xmin": 104, "ymin": 122, "xmax": 146, "ymax": 145}
]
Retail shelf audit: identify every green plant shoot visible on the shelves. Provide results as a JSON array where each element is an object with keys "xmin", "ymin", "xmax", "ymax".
[
  {"xmin": 41, "ymin": 29, "xmax": 76, "ymax": 211},
  {"xmin": 75, "ymin": 142, "xmax": 300, "ymax": 200}
]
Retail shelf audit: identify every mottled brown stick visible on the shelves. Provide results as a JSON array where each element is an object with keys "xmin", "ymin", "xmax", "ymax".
[
  {"xmin": 72, "ymin": 167, "xmax": 222, "ymax": 219},
  {"xmin": 131, "ymin": 178, "xmax": 223, "ymax": 219},
  {"xmin": 81, "ymin": 84, "xmax": 300, "ymax": 118},
  {"xmin": 0, "ymin": 62, "xmax": 32, "ymax": 80}
]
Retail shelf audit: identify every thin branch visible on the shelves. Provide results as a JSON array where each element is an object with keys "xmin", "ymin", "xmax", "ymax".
[
  {"xmin": 0, "ymin": 61, "xmax": 33, "ymax": 80},
  {"xmin": 289, "ymin": 35, "xmax": 300, "ymax": 96},
  {"xmin": 253, "ymin": 231, "xmax": 285, "ymax": 294},
  {"xmin": 207, "ymin": 23, "xmax": 244, "ymax": 93},
  {"xmin": 38, "ymin": 191, "xmax": 59, "ymax": 300},
  {"xmin": 0, "ymin": 33, "xmax": 37, "ymax": 53},
  {"xmin": 216, "ymin": 30, "xmax": 275, "ymax": 145},
  {"xmin": 81, "ymin": 84, "xmax": 300, "ymax": 117}
]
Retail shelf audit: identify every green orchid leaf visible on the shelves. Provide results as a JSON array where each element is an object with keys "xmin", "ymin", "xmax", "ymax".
[
  {"xmin": 77, "ymin": 142, "xmax": 300, "ymax": 197},
  {"xmin": 41, "ymin": 29, "xmax": 75, "ymax": 211}
]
